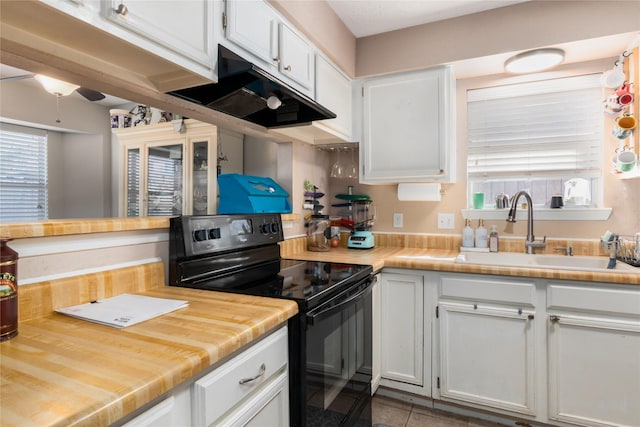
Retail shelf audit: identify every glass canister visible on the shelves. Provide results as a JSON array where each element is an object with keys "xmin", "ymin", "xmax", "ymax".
[
  {"xmin": 0, "ymin": 238, "xmax": 18, "ymax": 341},
  {"xmin": 307, "ymin": 214, "xmax": 331, "ymax": 252}
]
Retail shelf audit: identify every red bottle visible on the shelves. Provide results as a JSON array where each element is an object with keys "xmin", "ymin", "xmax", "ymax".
[{"xmin": 0, "ymin": 238, "xmax": 18, "ymax": 341}]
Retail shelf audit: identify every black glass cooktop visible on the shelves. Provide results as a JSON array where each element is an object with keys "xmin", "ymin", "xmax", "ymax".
[{"xmin": 187, "ymin": 258, "xmax": 372, "ymax": 311}]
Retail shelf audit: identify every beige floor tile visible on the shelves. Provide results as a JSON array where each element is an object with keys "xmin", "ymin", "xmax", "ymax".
[
  {"xmin": 372, "ymin": 399, "xmax": 411, "ymax": 427},
  {"xmin": 373, "ymin": 395, "xmax": 413, "ymax": 411},
  {"xmin": 406, "ymin": 411, "xmax": 468, "ymax": 427}
]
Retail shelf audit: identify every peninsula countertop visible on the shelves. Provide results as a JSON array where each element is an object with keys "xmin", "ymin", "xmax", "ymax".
[{"xmin": 1, "ymin": 286, "xmax": 298, "ymax": 427}]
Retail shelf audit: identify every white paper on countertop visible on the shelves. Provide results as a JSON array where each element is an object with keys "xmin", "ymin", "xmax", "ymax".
[{"xmin": 55, "ymin": 294, "xmax": 188, "ymax": 328}]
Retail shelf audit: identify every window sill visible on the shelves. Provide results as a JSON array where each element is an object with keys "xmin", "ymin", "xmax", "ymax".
[{"xmin": 462, "ymin": 208, "xmax": 612, "ymax": 221}]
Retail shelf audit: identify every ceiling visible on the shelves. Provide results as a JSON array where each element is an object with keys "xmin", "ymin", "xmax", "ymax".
[{"xmin": 326, "ymin": 0, "xmax": 530, "ymax": 38}]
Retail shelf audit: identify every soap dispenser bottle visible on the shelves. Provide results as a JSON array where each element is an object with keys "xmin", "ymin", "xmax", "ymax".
[
  {"xmin": 462, "ymin": 219, "xmax": 475, "ymax": 248},
  {"xmin": 489, "ymin": 225, "xmax": 499, "ymax": 253},
  {"xmin": 475, "ymin": 219, "xmax": 488, "ymax": 249}
]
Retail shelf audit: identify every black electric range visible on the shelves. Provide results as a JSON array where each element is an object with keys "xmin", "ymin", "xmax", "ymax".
[{"xmin": 169, "ymin": 214, "xmax": 373, "ymax": 427}]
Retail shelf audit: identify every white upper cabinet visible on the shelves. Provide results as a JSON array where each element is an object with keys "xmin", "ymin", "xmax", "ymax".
[
  {"xmin": 315, "ymin": 55, "xmax": 353, "ymax": 141},
  {"xmin": 225, "ymin": 0, "xmax": 278, "ymax": 66},
  {"xmin": 32, "ymin": 0, "xmax": 216, "ymax": 90},
  {"xmin": 359, "ymin": 66, "xmax": 456, "ymax": 183},
  {"xmin": 223, "ymin": 0, "xmax": 315, "ymax": 96},
  {"xmin": 102, "ymin": 0, "xmax": 215, "ymax": 73},
  {"xmin": 278, "ymin": 23, "xmax": 314, "ymax": 90}
]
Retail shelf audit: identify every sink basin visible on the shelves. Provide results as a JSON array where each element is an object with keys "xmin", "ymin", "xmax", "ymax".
[{"xmin": 455, "ymin": 252, "xmax": 638, "ymax": 273}]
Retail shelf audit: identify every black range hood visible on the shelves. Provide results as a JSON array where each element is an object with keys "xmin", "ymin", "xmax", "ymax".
[{"xmin": 167, "ymin": 46, "xmax": 336, "ymax": 128}]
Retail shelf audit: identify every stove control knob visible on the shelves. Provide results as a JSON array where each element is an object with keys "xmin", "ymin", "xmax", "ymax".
[
  {"xmin": 193, "ymin": 229, "xmax": 208, "ymax": 242},
  {"xmin": 260, "ymin": 223, "xmax": 270, "ymax": 234},
  {"xmin": 208, "ymin": 228, "xmax": 221, "ymax": 239},
  {"xmin": 270, "ymin": 222, "xmax": 279, "ymax": 234}
]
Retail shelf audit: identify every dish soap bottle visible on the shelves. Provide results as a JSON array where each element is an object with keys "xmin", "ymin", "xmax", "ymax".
[
  {"xmin": 462, "ymin": 219, "xmax": 475, "ymax": 248},
  {"xmin": 489, "ymin": 225, "xmax": 499, "ymax": 253},
  {"xmin": 475, "ymin": 219, "xmax": 488, "ymax": 249}
]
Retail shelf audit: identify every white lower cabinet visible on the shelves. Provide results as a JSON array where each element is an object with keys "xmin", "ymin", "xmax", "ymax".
[
  {"xmin": 547, "ymin": 283, "xmax": 640, "ymax": 427},
  {"xmin": 192, "ymin": 326, "xmax": 289, "ymax": 427},
  {"xmin": 436, "ymin": 274, "xmax": 538, "ymax": 417},
  {"xmin": 378, "ymin": 270, "xmax": 433, "ymax": 397},
  {"xmin": 378, "ymin": 269, "xmax": 640, "ymax": 427},
  {"xmin": 122, "ymin": 384, "xmax": 191, "ymax": 427},
  {"xmin": 438, "ymin": 302, "xmax": 536, "ymax": 416}
]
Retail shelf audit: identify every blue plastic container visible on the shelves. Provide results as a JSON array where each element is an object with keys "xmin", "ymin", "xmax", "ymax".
[{"xmin": 218, "ymin": 173, "xmax": 292, "ymax": 214}]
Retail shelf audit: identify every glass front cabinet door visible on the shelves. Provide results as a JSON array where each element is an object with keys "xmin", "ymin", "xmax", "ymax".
[{"xmin": 116, "ymin": 120, "xmax": 217, "ymax": 217}]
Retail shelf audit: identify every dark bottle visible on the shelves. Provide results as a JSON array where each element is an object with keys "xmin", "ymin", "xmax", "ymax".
[{"xmin": 0, "ymin": 238, "xmax": 18, "ymax": 341}]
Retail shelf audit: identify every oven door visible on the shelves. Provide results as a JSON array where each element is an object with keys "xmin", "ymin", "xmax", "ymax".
[{"xmin": 305, "ymin": 278, "xmax": 373, "ymax": 426}]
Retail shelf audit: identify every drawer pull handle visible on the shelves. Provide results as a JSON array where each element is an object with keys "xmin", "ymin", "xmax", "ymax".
[
  {"xmin": 239, "ymin": 363, "xmax": 266, "ymax": 385},
  {"xmin": 550, "ymin": 315, "xmax": 560, "ymax": 323}
]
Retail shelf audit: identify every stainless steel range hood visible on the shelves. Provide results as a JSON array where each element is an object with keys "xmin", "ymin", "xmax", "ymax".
[{"xmin": 167, "ymin": 46, "xmax": 336, "ymax": 128}]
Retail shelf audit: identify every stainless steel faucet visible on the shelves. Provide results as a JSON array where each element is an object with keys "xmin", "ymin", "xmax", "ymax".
[{"xmin": 507, "ymin": 190, "xmax": 546, "ymax": 254}]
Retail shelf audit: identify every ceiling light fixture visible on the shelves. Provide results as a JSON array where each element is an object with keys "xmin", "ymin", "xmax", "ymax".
[
  {"xmin": 34, "ymin": 74, "xmax": 80, "ymax": 96},
  {"xmin": 504, "ymin": 48, "xmax": 565, "ymax": 74}
]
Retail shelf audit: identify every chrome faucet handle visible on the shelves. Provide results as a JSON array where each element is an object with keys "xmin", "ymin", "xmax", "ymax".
[{"xmin": 554, "ymin": 246, "xmax": 573, "ymax": 256}]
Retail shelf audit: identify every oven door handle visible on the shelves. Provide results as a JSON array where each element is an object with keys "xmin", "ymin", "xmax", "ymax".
[{"xmin": 307, "ymin": 279, "xmax": 372, "ymax": 326}]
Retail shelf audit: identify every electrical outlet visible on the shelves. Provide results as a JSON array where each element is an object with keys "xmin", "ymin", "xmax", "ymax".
[
  {"xmin": 438, "ymin": 213, "xmax": 455, "ymax": 229},
  {"xmin": 393, "ymin": 213, "xmax": 403, "ymax": 228}
]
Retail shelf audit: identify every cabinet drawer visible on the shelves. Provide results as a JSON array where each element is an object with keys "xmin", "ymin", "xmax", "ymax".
[
  {"xmin": 547, "ymin": 283, "xmax": 640, "ymax": 316},
  {"xmin": 192, "ymin": 326, "xmax": 288, "ymax": 427},
  {"xmin": 439, "ymin": 274, "xmax": 535, "ymax": 306}
]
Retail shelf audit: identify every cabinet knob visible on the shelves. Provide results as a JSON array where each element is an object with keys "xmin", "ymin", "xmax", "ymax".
[
  {"xmin": 239, "ymin": 363, "xmax": 266, "ymax": 385},
  {"xmin": 115, "ymin": 2, "xmax": 128, "ymax": 15},
  {"xmin": 272, "ymin": 57, "xmax": 280, "ymax": 63},
  {"xmin": 549, "ymin": 315, "xmax": 560, "ymax": 323},
  {"xmin": 284, "ymin": 65, "xmax": 292, "ymax": 72},
  {"xmin": 527, "ymin": 314, "xmax": 534, "ymax": 320}
]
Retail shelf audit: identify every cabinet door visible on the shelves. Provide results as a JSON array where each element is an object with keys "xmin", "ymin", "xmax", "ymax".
[
  {"xmin": 438, "ymin": 302, "xmax": 536, "ymax": 416},
  {"xmin": 380, "ymin": 273, "xmax": 423, "ymax": 386},
  {"xmin": 103, "ymin": 0, "xmax": 214, "ymax": 68},
  {"xmin": 145, "ymin": 143, "xmax": 184, "ymax": 216},
  {"xmin": 279, "ymin": 23, "xmax": 314, "ymax": 91},
  {"xmin": 225, "ymin": 0, "xmax": 278, "ymax": 66},
  {"xmin": 315, "ymin": 55, "xmax": 353, "ymax": 140},
  {"xmin": 548, "ymin": 314, "xmax": 640, "ymax": 427},
  {"xmin": 361, "ymin": 67, "xmax": 455, "ymax": 183}
]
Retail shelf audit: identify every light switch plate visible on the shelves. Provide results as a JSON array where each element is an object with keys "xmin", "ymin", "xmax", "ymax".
[
  {"xmin": 393, "ymin": 213, "xmax": 403, "ymax": 228},
  {"xmin": 438, "ymin": 213, "xmax": 455, "ymax": 229}
]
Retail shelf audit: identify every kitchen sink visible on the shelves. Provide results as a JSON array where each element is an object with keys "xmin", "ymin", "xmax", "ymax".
[{"xmin": 454, "ymin": 252, "xmax": 639, "ymax": 273}]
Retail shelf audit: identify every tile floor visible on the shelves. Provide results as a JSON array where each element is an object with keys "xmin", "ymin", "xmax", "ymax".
[{"xmin": 372, "ymin": 395, "xmax": 503, "ymax": 427}]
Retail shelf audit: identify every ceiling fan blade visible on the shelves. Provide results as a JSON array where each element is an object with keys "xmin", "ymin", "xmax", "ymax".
[
  {"xmin": 75, "ymin": 86, "xmax": 106, "ymax": 101},
  {"xmin": 0, "ymin": 74, "xmax": 35, "ymax": 83}
]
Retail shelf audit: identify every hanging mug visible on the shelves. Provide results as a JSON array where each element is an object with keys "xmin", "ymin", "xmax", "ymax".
[
  {"xmin": 603, "ymin": 93, "xmax": 623, "ymax": 115},
  {"xmin": 617, "ymin": 149, "xmax": 638, "ymax": 172},
  {"xmin": 601, "ymin": 62, "xmax": 626, "ymax": 88},
  {"xmin": 616, "ymin": 82, "xmax": 634, "ymax": 106},
  {"xmin": 612, "ymin": 115, "xmax": 637, "ymax": 139}
]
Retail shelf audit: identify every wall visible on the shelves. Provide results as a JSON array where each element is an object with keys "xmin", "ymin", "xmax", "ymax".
[
  {"xmin": 326, "ymin": 57, "xmax": 640, "ymax": 240},
  {"xmin": 356, "ymin": 1, "xmax": 640, "ymax": 77}
]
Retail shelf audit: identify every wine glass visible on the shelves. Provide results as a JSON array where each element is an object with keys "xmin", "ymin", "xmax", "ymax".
[
  {"xmin": 330, "ymin": 148, "xmax": 344, "ymax": 178},
  {"xmin": 346, "ymin": 146, "xmax": 358, "ymax": 179}
]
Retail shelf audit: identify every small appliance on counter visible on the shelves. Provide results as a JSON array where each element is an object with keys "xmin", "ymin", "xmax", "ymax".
[
  {"xmin": 340, "ymin": 195, "xmax": 375, "ymax": 249},
  {"xmin": 217, "ymin": 173, "xmax": 291, "ymax": 214}
]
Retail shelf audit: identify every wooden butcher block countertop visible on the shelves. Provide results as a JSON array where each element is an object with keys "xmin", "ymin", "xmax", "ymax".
[
  {"xmin": 283, "ymin": 247, "xmax": 640, "ymax": 285},
  {"xmin": 1, "ymin": 269, "xmax": 298, "ymax": 427}
]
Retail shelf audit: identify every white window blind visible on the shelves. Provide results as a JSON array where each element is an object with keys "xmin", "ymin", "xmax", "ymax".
[
  {"xmin": 467, "ymin": 74, "xmax": 603, "ymax": 181},
  {"xmin": 126, "ymin": 148, "xmax": 140, "ymax": 217},
  {"xmin": 0, "ymin": 125, "xmax": 48, "ymax": 221},
  {"xmin": 467, "ymin": 74, "xmax": 603, "ymax": 207}
]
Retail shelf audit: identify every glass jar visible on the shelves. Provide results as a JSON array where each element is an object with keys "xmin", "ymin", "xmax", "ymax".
[
  {"xmin": 307, "ymin": 214, "xmax": 331, "ymax": 252},
  {"xmin": 0, "ymin": 238, "xmax": 18, "ymax": 341}
]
